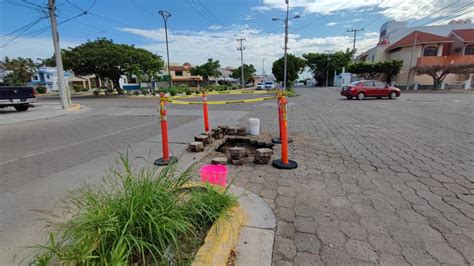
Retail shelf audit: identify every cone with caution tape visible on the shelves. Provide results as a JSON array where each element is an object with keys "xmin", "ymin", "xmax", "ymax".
[
  {"xmin": 272, "ymin": 92, "xmax": 298, "ymax": 170},
  {"xmin": 154, "ymin": 92, "xmax": 177, "ymax": 166},
  {"xmin": 202, "ymin": 90, "xmax": 210, "ymax": 131},
  {"xmin": 272, "ymin": 90, "xmax": 293, "ymax": 144}
]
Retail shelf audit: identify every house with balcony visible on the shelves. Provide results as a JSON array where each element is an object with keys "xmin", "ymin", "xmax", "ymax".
[
  {"xmin": 167, "ymin": 62, "xmax": 202, "ymax": 86},
  {"xmin": 359, "ymin": 20, "xmax": 474, "ymax": 89}
]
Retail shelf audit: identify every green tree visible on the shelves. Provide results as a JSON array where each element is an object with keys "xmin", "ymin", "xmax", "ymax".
[
  {"xmin": 347, "ymin": 60, "xmax": 403, "ymax": 83},
  {"xmin": 411, "ymin": 63, "xmax": 474, "ymax": 89},
  {"xmin": 190, "ymin": 58, "xmax": 221, "ymax": 84},
  {"xmin": 57, "ymin": 38, "xmax": 163, "ymax": 90},
  {"xmin": 1, "ymin": 57, "xmax": 37, "ymax": 86},
  {"xmin": 272, "ymin": 54, "xmax": 306, "ymax": 87},
  {"xmin": 303, "ymin": 49, "xmax": 353, "ymax": 87},
  {"xmin": 231, "ymin": 64, "xmax": 256, "ymax": 83}
]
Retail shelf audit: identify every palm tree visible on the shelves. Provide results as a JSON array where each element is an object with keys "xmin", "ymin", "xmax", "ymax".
[{"xmin": 1, "ymin": 57, "xmax": 37, "ymax": 85}]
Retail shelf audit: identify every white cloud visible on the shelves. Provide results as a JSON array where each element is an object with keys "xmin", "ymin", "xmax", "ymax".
[
  {"xmin": 0, "ymin": 36, "xmax": 80, "ymax": 60},
  {"xmin": 258, "ymin": 0, "xmax": 474, "ymax": 21},
  {"xmin": 326, "ymin": 22, "xmax": 337, "ymax": 26},
  {"xmin": 208, "ymin": 24, "xmax": 223, "ymax": 30},
  {"xmin": 243, "ymin": 15, "xmax": 253, "ymax": 21},
  {"xmin": 118, "ymin": 26, "xmax": 379, "ymax": 73}
]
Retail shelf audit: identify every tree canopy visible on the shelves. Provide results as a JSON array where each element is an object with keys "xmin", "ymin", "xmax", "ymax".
[
  {"xmin": 56, "ymin": 38, "xmax": 163, "ymax": 90},
  {"xmin": 347, "ymin": 60, "xmax": 403, "ymax": 83},
  {"xmin": 411, "ymin": 63, "xmax": 474, "ymax": 89},
  {"xmin": 303, "ymin": 49, "xmax": 353, "ymax": 87},
  {"xmin": 272, "ymin": 54, "xmax": 306, "ymax": 87},
  {"xmin": 231, "ymin": 64, "xmax": 256, "ymax": 83},
  {"xmin": 0, "ymin": 57, "xmax": 37, "ymax": 86},
  {"xmin": 190, "ymin": 58, "xmax": 221, "ymax": 83}
]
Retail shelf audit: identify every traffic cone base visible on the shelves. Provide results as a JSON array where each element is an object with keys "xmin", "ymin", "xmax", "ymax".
[
  {"xmin": 271, "ymin": 137, "xmax": 293, "ymax": 144},
  {"xmin": 154, "ymin": 156, "xmax": 178, "ymax": 166},
  {"xmin": 272, "ymin": 159, "xmax": 298, "ymax": 170}
]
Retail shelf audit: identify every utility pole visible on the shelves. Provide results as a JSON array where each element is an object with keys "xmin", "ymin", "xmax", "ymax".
[
  {"xmin": 48, "ymin": 0, "xmax": 71, "ymax": 109},
  {"xmin": 347, "ymin": 28, "xmax": 364, "ymax": 62},
  {"xmin": 237, "ymin": 38, "xmax": 245, "ymax": 88},
  {"xmin": 262, "ymin": 58, "xmax": 265, "ymax": 82},
  {"xmin": 159, "ymin": 10, "xmax": 172, "ymax": 88},
  {"xmin": 406, "ymin": 31, "xmax": 418, "ymax": 90}
]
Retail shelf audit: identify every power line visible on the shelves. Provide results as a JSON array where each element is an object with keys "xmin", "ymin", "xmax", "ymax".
[
  {"xmin": 0, "ymin": 16, "xmax": 48, "ymax": 48},
  {"xmin": 291, "ymin": 0, "xmax": 351, "ymax": 33},
  {"xmin": 185, "ymin": 0, "xmax": 219, "ymax": 26},
  {"xmin": 195, "ymin": 0, "xmax": 224, "ymax": 25}
]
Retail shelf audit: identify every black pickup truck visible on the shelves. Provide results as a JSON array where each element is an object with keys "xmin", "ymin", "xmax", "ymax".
[{"xmin": 0, "ymin": 86, "xmax": 36, "ymax": 111}]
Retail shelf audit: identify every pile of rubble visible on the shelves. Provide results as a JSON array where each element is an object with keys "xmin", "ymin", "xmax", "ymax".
[{"xmin": 188, "ymin": 125, "xmax": 275, "ymax": 166}]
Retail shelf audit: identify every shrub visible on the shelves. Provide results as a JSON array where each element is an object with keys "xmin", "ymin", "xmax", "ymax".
[
  {"xmin": 72, "ymin": 84, "xmax": 82, "ymax": 92},
  {"xmin": 93, "ymin": 89, "xmax": 100, "ymax": 96},
  {"xmin": 35, "ymin": 86, "xmax": 47, "ymax": 94},
  {"xmin": 81, "ymin": 87, "xmax": 89, "ymax": 92},
  {"xmin": 32, "ymin": 156, "xmax": 236, "ymax": 265},
  {"xmin": 168, "ymin": 87, "xmax": 178, "ymax": 96},
  {"xmin": 185, "ymin": 88, "xmax": 192, "ymax": 95}
]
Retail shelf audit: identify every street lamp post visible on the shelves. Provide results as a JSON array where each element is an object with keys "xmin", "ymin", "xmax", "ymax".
[
  {"xmin": 272, "ymin": 1, "xmax": 300, "ymax": 90},
  {"xmin": 159, "ymin": 10, "xmax": 172, "ymax": 88}
]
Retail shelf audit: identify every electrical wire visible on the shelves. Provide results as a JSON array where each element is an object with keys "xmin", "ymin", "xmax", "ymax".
[
  {"xmin": 0, "ymin": 16, "xmax": 48, "ymax": 48},
  {"xmin": 185, "ymin": 0, "xmax": 219, "ymax": 26}
]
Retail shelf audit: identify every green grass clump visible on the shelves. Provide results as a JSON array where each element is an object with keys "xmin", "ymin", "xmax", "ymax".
[{"xmin": 32, "ymin": 156, "xmax": 236, "ymax": 265}]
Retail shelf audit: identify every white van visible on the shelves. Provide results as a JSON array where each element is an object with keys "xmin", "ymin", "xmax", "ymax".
[{"xmin": 264, "ymin": 81, "xmax": 276, "ymax": 89}]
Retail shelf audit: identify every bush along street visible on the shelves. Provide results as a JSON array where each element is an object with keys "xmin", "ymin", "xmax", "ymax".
[{"xmin": 31, "ymin": 155, "xmax": 237, "ymax": 265}]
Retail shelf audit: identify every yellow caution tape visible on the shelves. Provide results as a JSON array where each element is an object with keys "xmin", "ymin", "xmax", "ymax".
[
  {"xmin": 207, "ymin": 90, "xmax": 276, "ymax": 95},
  {"xmin": 168, "ymin": 96, "xmax": 277, "ymax": 105}
]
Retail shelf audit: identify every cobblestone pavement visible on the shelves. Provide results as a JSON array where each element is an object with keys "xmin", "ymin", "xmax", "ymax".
[{"xmin": 221, "ymin": 88, "xmax": 473, "ymax": 265}]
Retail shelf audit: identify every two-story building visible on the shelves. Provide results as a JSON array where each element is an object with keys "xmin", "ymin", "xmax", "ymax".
[
  {"xmin": 359, "ymin": 20, "xmax": 474, "ymax": 88},
  {"xmin": 30, "ymin": 67, "xmax": 72, "ymax": 92},
  {"xmin": 167, "ymin": 62, "xmax": 202, "ymax": 86}
]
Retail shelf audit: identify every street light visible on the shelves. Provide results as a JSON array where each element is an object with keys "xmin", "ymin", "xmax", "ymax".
[
  {"xmin": 159, "ymin": 10, "xmax": 172, "ymax": 88},
  {"xmin": 272, "ymin": 3, "xmax": 300, "ymax": 90}
]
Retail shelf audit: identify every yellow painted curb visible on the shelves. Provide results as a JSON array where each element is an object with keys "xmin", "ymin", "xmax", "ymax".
[
  {"xmin": 192, "ymin": 204, "xmax": 246, "ymax": 266},
  {"xmin": 66, "ymin": 103, "xmax": 81, "ymax": 111}
]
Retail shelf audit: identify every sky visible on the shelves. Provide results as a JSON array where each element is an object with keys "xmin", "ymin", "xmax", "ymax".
[{"xmin": 1, "ymin": 0, "xmax": 473, "ymax": 75}]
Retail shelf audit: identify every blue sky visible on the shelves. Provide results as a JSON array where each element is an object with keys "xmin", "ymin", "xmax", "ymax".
[{"xmin": 1, "ymin": 0, "xmax": 473, "ymax": 74}]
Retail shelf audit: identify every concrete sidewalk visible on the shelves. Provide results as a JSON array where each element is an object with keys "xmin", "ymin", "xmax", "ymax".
[
  {"xmin": 0, "ymin": 108, "xmax": 249, "ymax": 264},
  {"xmin": 0, "ymin": 102, "xmax": 84, "ymax": 126}
]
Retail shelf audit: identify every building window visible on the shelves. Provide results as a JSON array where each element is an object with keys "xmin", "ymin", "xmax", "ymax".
[
  {"xmin": 465, "ymin": 45, "xmax": 474, "ymax": 55},
  {"xmin": 371, "ymin": 55, "xmax": 375, "ymax": 62},
  {"xmin": 175, "ymin": 71, "xmax": 183, "ymax": 76},
  {"xmin": 423, "ymin": 46, "xmax": 438, "ymax": 56},
  {"xmin": 33, "ymin": 75, "xmax": 39, "ymax": 80},
  {"xmin": 46, "ymin": 75, "xmax": 50, "ymax": 79}
]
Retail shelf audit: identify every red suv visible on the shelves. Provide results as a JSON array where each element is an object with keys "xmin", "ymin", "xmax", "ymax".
[{"xmin": 341, "ymin": 80, "xmax": 401, "ymax": 100}]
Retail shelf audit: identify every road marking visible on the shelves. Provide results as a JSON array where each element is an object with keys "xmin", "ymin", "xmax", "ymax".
[{"xmin": 0, "ymin": 121, "xmax": 158, "ymax": 166}]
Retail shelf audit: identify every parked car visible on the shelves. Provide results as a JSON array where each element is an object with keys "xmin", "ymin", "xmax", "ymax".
[
  {"xmin": 294, "ymin": 82, "xmax": 305, "ymax": 86},
  {"xmin": 264, "ymin": 81, "xmax": 276, "ymax": 89},
  {"xmin": 256, "ymin": 82, "xmax": 265, "ymax": 90},
  {"xmin": 340, "ymin": 80, "xmax": 400, "ymax": 100},
  {"xmin": 0, "ymin": 86, "xmax": 36, "ymax": 111}
]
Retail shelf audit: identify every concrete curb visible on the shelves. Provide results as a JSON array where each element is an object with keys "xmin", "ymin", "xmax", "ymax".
[
  {"xmin": 230, "ymin": 186, "xmax": 276, "ymax": 266},
  {"xmin": 66, "ymin": 103, "xmax": 81, "ymax": 111}
]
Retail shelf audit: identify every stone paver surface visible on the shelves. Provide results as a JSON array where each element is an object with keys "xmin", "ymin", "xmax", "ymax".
[{"xmin": 222, "ymin": 88, "xmax": 473, "ymax": 265}]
